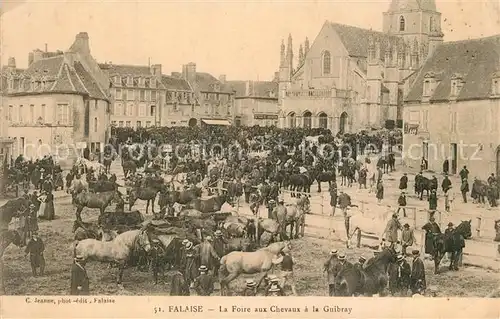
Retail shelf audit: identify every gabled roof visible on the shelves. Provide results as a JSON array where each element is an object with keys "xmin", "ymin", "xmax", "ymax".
[
  {"xmin": 329, "ymin": 22, "xmax": 400, "ymax": 59},
  {"xmin": 161, "ymin": 75, "xmax": 191, "ymax": 91},
  {"xmin": 195, "ymin": 72, "xmax": 233, "ymax": 93},
  {"xmin": 405, "ymin": 35, "xmax": 500, "ymax": 102},
  {"xmin": 226, "ymin": 80, "xmax": 278, "ymax": 98}
]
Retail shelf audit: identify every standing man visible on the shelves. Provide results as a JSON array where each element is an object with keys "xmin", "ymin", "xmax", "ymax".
[
  {"xmin": 193, "ymin": 265, "xmax": 214, "ymax": 296},
  {"xmin": 383, "ymin": 214, "xmax": 402, "ymax": 249},
  {"xmin": 395, "ymin": 255, "xmax": 411, "ymax": 296},
  {"xmin": 459, "ymin": 166, "xmax": 469, "ymax": 181},
  {"xmin": 212, "ymin": 230, "xmax": 226, "ymax": 277},
  {"xmin": 267, "ymin": 199, "xmax": 276, "ymax": 219},
  {"xmin": 410, "ymin": 250, "xmax": 426, "ymax": 295},
  {"xmin": 428, "ymin": 189, "xmax": 438, "ymax": 211},
  {"xmin": 401, "ymin": 223, "xmax": 416, "ymax": 256},
  {"xmin": 422, "ymin": 216, "xmax": 441, "ymax": 257},
  {"xmin": 70, "ymin": 255, "xmax": 89, "ymax": 295},
  {"xmin": 337, "ymin": 252, "xmax": 353, "ymax": 271},
  {"xmin": 195, "ymin": 236, "xmax": 219, "ymax": 275},
  {"xmin": 170, "ymin": 269, "xmax": 190, "ymax": 296},
  {"xmin": 337, "ymin": 190, "xmax": 351, "ymax": 217},
  {"xmin": 329, "ymin": 184, "xmax": 338, "ymax": 217},
  {"xmin": 353, "ymin": 256, "xmax": 366, "ymax": 270},
  {"xmin": 25, "ymin": 231, "xmax": 45, "ymax": 277},
  {"xmin": 460, "ymin": 178, "xmax": 469, "ymax": 203},
  {"xmin": 399, "ymin": 173, "xmax": 408, "ymax": 192},
  {"xmin": 441, "ymin": 174, "xmax": 452, "ymax": 194},
  {"xmin": 442, "ymin": 159, "xmax": 449, "ymax": 175},
  {"xmin": 397, "ymin": 191, "xmax": 407, "ymax": 217},
  {"xmin": 276, "ymin": 251, "xmax": 297, "ymax": 296},
  {"xmin": 376, "ymin": 180, "xmax": 384, "ymax": 204},
  {"xmin": 323, "ymin": 249, "xmax": 340, "ymax": 296}
]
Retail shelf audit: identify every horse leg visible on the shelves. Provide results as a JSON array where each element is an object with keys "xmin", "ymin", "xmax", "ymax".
[
  {"xmin": 128, "ymin": 197, "xmax": 136, "ymax": 211},
  {"xmin": 151, "ymin": 197, "xmax": 156, "ymax": 214},
  {"xmin": 117, "ymin": 263, "xmax": 125, "ymax": 285},
  {"xmin": 356, "ymin": 229, "xmax": 362, "ymax": 248},
  {"xmin": 75, "ymin": 207, "xmax": 84, "ymax": 222},
  {"xmin": 434, "ymin": 254, "xmax": 441, "ymax": 274},
  {"xmin": 220, "ymin": 272, "xmax": 239, "ymax": 296},
  {"xmin": 145, "ymin": 200, "xmax": 150, "ymax": 215},
  {"xmin": 318, "ymin": 180, "xmax": 321, "ymax": 193}
]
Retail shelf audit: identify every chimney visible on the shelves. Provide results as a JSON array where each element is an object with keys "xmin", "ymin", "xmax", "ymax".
[
  {"xmin": 245, "ymin": 81, "xmax": 251, "ymax": 96},
  {"xmin": 28, "ymin": 52, "xmax": 34, "ymax": 66},
  {"xmin": 182, "ymin": 62, "xmax": 196, "ymax": 84},
  {"xmin": 7, "ymin": 57, "xmax": 16, "ymax": 69},
  {"xmin": 68, "ymin": 32, "xmax": 90, "ymax": 54},
  {"xmin": 219, "ymin": 74, "xmax": 226, "ymax": 84},
  {"xmin": 45, "ymin": 43, "xmax": 48, "ymax": 52},
  {"xmin": 151, "ymin": 64, "xmax": 162, "ymax": 78}
]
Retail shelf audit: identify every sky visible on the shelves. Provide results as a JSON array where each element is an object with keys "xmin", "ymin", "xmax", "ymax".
[{"xmin": 1, "ymin": 0, "xmax": 499, "ymax": 81}]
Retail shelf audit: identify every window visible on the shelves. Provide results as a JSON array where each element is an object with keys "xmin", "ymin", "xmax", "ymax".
[
  {"xmin": 94, "ymin": 100, "xmax": 98, "ymax": 110},
  {"xmin": 8, "ymin": 105, "xmax": 12, "ymax": 121},
  {"xmin": 114, "ymin": 103, "xmax": 123, "ymax": 115},
  {"xmin": 399, "ymin": 16, "xmax": 405, "ymax": 31},
  {"xmin": 145, "ymin": 78, "xmax": 150, "ymax": 88},
  {"xmin": 118, "ymin": 121, "xmax": 124, "ymax": 127},
  {"xmin": 116, "ymin": 89, "xmax": 122, "ymax": 100},
  {"xmin": 150, "ymin": 105, "xmax": 156, "ymax": 117},
  {"xmin": 303, "ymin": 111, "xmax": 312, "ymax": 129},
  {"xmin": 423, "ymin": 80, "xmax": 431, "ymax": 96},
  {"xmin": 30, "ymin": 105, "xmax": 35, "ymax": 123},
  {"xmin": 151, "ymin": 90, "xmax": 156, "ymax": 102},
  {"xmin": 127, "ymin": 103, "xmax": 134, "ymax": 116},
  {"xmin": 422, "ymin": 110, "xmax": 429, "ymax": 131},
  {"xmin": 126, "ymin": 121, "xmax": 131, "ymax": 127},
  {"xmin": 127, "ymin": 90, "xmax": 134, "ymax": 101},
  {"xmin": 111, "ymin": 121, "xmax": 117, "ymax": 126},
  {"xmin": 151, "ymin": 80, "xmax": 156, "ymax": 88},
  {"xmin": 318, "ymin": 113, "xmax": 328, "ymax": 128},
  {"xmin": 137, "ymin": 121, "xmax": 142, "ymax": 128},
  {"xmin": 114, "ymin": 76, "xmax": 120, "ymax": 84},
  {"xmin": 323, "ymin": 51, "xmax": 331, "ymax": 75},
  {"xmin": 140, "ymin": 90, "xmax": 145, "ymax": 101},
  {"xmin": 19, "ymin": 105, "xmax": 23, "ymax": 123},
  {"xmin": 288, "ymin": 112, "xmax": 296, "ymax": 128},
  {"xmin": 94, "ymin": 117, "xmax": 98, "ymax": 132},
  {"xmin": 57, "ymin": 104, "xmax": 70, "ymax": 125},
  {"xmin": 139, "ymin": 104, "xmax": 145, "ymax": 117},
  {"xmin": 204, "ymin": 103, "xmax": 209, "ymax": 114},
  {"xmin": 127, "ymin": 76, "xmax": 133, "ymax": 86},
  {"xmin": 146, "ymin": 121, "xmax": 151, "ymax": 127},
  {"xmin": 145, "ymin": 90, "xmax": 151, "ymax": 101}
]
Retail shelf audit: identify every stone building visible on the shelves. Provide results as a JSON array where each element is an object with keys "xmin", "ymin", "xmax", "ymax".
[
  {"xmin": 4, "ymin": 32, "xmax": 110, "ymax": 165},
  {"xmin": 0, "ymin": 63, "xmax": 16, "ymax": 192},
  {"xmin": 277, "ymin": 0, "xmax": 444, "ymax": 133},
  {"xmin": 404, "ymin": 35, "xmax": 500, "ymax": 178},
  {"xmin": 226, "ymin": 79, "xmax": 279, "ymax": 127}
]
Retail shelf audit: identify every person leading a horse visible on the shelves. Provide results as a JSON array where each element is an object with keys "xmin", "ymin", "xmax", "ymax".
[{"xmin": 422, "ymin": 216, "xmax": 441, "ymax": 257}]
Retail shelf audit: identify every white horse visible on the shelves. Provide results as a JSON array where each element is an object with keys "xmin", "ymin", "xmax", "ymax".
[
  {"xmin": 73, "ymin": 229, "xmax": 151, "ymax": 284},
  {"xmin": 345, "ymin": 207, "xmax": 394, "ymax": 248}
]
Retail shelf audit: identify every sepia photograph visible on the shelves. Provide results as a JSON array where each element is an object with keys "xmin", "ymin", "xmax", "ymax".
[{"xmin": 0, "ymin": 0, "xmax": 499, "ymax": 316}]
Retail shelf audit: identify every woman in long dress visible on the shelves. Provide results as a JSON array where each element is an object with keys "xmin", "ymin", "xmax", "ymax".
[{"xmin": 43, "ymin": 191, "xmax": 55, "ymax": 220}]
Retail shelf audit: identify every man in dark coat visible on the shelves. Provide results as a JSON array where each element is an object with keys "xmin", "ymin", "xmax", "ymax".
[
  {"xmin": 193, "ymin": 265, "xmax": 214, "ymax": 296},
  {"xmin": 396, "ymin": 191, "xmax": 407, "ymax": 217},
  {"xmin": 194, "ymin": 236, "xmax": 219, "ymax": 274},
  {"xmin": 267, "ymin": 199, "xmax": 276, "ymax": 219},
  {"xmin": 441, "ymin": 174, "xmax": 452, "ymax": 194},
  {"xmin": 269, "ymin": 181, "xmax": 279, "ymax": 203},
  {"xmin": 422, "ymin": 217, "xmax": 441, "ymax": 255},
  {"xmin": 459, "ymin": 166, "xmax": 469, "ymax": 181},
  {"xmin": 410, "ymin": 250, "xmax": 426, "ymax": 294},
  {"xmin": 399, "ymin": 173, "xmax": 408, "ymax": 191},
  {"xmin": 460, "ymin": 178, "xmax": 469, "ymax": 203},
  {"xmin": 170, "ymin": 270, "xmax": 190, "ymax": 296},
  {"xmin": 324, "ymin": 249, "xmax": 340, "ymax": 296},
  {"xmin": 70, "ymin": 255, "xmax": 89, "ymax": 295},
  {"xmin": 394, "ymin": 255, "xmax": 411, "ymax": 296},
  {"xmin": 212, "ymin": 231, "xmax": 226, "ymax": 276},
  {"xmin": 24, "ymin": 231, "xmax": 45, "ymax": 276},
  {"xmin": 414, "ymin": 172, "xmax": 423, "ymax": 195},
  {"xmin": 428, "ymin": 189, "xmax": 438, "ymax": 211},
  {"xmin": 337, "ymin": 191, "xmax": 351, "ymax": 217},
  {"xmin": 329, "ymin": 184, "xmax": 338, "ymax": 216},
  {"xmin": 442, "ymin": 159, "xmax": 449, "ymax": 175},
  {"xmin": 353, "ymin": 256, "xmax": 366, "ymax": 270}
]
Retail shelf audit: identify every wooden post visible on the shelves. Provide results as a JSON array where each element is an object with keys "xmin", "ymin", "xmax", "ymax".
[
  {"xmin": 412, "ymin": 207, "xmax": 417, "ymax": 228},
  {"xmin": 321, "ymin": 193, "xmax": 324, "ymax": 215},
  {"xmin": 476, "ymin": 217, "xmax": 482, "ymax": 238},
  {"xmin": 420, "ymin": 231, "xmax": 425, "ymax": 256}
]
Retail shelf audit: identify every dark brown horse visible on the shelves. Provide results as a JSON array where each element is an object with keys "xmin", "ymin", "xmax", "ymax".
[
  {"xmin": 128, "ymin": 186, "xmax": 161, "ymax": 214},
  {"xmin": 122, "ymin": 160, "xmax": 137, "ymax": 179},
  {"xmin": 186, "ymin": 193, "xmax": 228, "ymax": 214},
  {"xmin": 334, "ymin": 247, "xmax": 397, "ymax": 296},
  {"xmin": 429, "ymin": 220, "xmax": 471, "ymax": 274},
  {"xmin": 73, "ymin": 190, "xmax": 124, "ymax": 222},
  {"xmin": 0, "ymin": 197, "xmax": 30, "ymax": 230}
]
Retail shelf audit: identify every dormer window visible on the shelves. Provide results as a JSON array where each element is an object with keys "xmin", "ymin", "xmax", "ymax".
[
  {"xmin": 399, "ymin": 16, "xmax": 405, "ymax": 31},
  {"xmin": 423, "ymin": 72, "xmax": 437, "ymax": 97},
  {"xmin": 492, "ymin": 72, "xmax": 500, "ymax": 96},
  {"xmin": 213, "ymin": 83, "xmax": 220, "ymax": 92},
  {"xmin": 450, "ymin": 74, "xmax": 464, "ymax": 97}
]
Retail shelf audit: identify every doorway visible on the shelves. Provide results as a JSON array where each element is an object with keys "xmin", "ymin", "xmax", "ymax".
[
  {"xmin": 450, "ymin": 143, "xmax": 458, "ymax": 174},
  {"xmin": 339, "ymin": 112, "xmax": 348, "ymax": 134},
  {"xmin": 496, "ymin": 146, "xmax": 500, "ymax": 177}
]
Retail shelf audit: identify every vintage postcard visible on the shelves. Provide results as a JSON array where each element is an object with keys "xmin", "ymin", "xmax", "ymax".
[{"xmin": 0, "ymin": 0, "xmax": 499, "ymax": 318}]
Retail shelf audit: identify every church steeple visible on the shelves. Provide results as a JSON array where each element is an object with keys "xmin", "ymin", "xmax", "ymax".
[
  {"xmin": 280, "ymin": 39, "xmax": 285, "ymax": 67},
  {"xmin": 286, "ymin": 34, "xmax": 294, "ymax": 73},
  {"xmin": 304, "ymin": 37, "xmax": 310, "ymax": 56}
]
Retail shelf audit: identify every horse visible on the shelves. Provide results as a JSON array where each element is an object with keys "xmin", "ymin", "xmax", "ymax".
[
  {"xmin": 313, "ymin": 169, "xmax": 336, "ymax": 193},
  {"xmin": 225, "ymin": 237, "xmax": 255, "ymax": 254},
  {"xmin": 128, "ymin": 186, "xmax": 161, "ymax": 214},
  {"xmin": 121, "ymin": 160, "xmax": 137, "ymax": 179},
  {"xmin": 415, "ymin": 176, "xmax": 433, "ymax": 200},
  {"xmin": 287, "ymin": 171, "xmax": 313, "ymax": 197},
  {"xmin": 275, "ymin": 202, "xmax": 307, "ymax": 240},
  {"xmin": 0, "ymin": 230, "xmax": 22, "ymax": 294},
  {"xmin": 255, "ymin": 217, "xmax": 281, "ymax": 245},
  {"xmin": 186, "ymin": 193, "xmax": 228, "ymax": 214},
  {"xmin": 345, "ymin": 208, "xmax": 394, "ymax": 248},
  {"xmin": 218, "ymin": 241, "xmax": 292, "ymax": 296},
  {"xmin": 67, "ymin": 177, "xmax": 89, "ymax": 196},
  {"xmin": 334, "ymin": 247, "xmax": 397, "ymax": 296},
  {"xmin": 73, "ymin": 190, "xmax": 124, "ymax": 222},
  {"xmin": 0, "ymin": 197, "xmax": 30, "ymax": 230},
  {"xmin": 429, "ymin": 220, "xmax": 472, "ymax": 274},
  {"xmin": 72, "ymin": 220, "xmax": 100, "ymax": 241},
  {"xmin": 72, "ymin": 228, "xmax": 152, "ymax": 285}
]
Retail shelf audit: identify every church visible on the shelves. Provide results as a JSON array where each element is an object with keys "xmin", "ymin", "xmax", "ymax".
[{"xmin": 277, "ymin": 0, "xmax": 444, "ymax": 134}]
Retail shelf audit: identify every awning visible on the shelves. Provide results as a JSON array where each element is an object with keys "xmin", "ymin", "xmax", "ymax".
[{"xmin": 201, "ymin": 119, "xmax": 231, "ymax": 126}]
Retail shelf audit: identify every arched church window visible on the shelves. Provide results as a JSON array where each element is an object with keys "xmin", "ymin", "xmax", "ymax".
[
  {"xmin": 323, "ymin": 51, "xmax": 331, "ymax": 75},
  {"xmin": 399, "ymin": 16, "xmax": 405, "ymax": 31},
  {"xmin": 429, "ymin": 17, "xmax": 434, "ymax": 32}
]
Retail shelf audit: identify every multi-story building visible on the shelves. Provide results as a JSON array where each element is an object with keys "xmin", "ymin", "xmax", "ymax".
[
  {"xmin": 227, "ymin": 79, "xmax": 279, "ymax": 126},
  {"xmin": 4, "ymin": 32, "xmax": 110, "ymax": 165},
  {"xmin": 403, "ymin": 35, "xmax": 500, "ymax": 178},
  {"xmin": 0, "ymin": 62, "xmax": 16, "ymax": 191},
  {"xmin": 277, "ymin": 0, "xmax": 444, "ymax": 133},
  {"xmin": 175, "ymin": 63, "xmax": 236, "ymax": 127}
]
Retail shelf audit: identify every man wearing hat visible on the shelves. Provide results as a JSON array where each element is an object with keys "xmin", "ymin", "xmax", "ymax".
[
  {"xmin": 150, "ymin": 239, "xmax": 166, "ymax": 285},
  {"xmin": 243, "ymin": 279, "xmax": 257, "ymax": 296},
  {"xmin": 24, "ymin": 231, "xmax": 45, "ymax": 277},
  {"xmin": 265, "ymin": 275, "xmax": 284, "ymax": 296},
  {"xmin": 391, "ymin": 255, "xmax": 411, "ymax": 296},
  {"xmin": 323, "ymin": 249, "xmax": 340, "ymax": 296},
  {"xmin": 399, "ymin": 173, "xmax": 408, "ymax": 192},
  {"xmin": 428, "ymin": 189, "xmax": 438, "ymax": 211},
  {"xmin": 460, "ymin": 178, "xmax": 469, "ymax": 203},
  {"xmin": 422, "ymin": 216, "xmax": 441, "ymax": 256},
  {"xmin": 383, "ymin": 214, "xmax": 402, "ymax": 249},
  {"xmin": 442, "ymin": 174, "xmax": 452, "ymax": 194},
  {"xmin": 272, "ymin": 198, "xmax": 286, "ymax": 221},
  {"xmin": 354, "ymin": 256, "xmax": 366, "ymax": 270},
  {"xmin": 410, "ymin": 250, "xmax": 426, "ymax": 295},
  {"xmin": 193, "ymin": 265, "xmax": 214, "ymax": 296},
  {"xmin": 275, "ymin": 251, "xmax": 297, "ymax": 296},
  {"xmin": 337, "ymin": 190, "xmax": 351, "ymax": 218},
  {"xmin": 269, "ymin": 181, "xmax": 279, "ymax": 204},
  {"xmin": 337, "ymin": 252, "xmax": 353, "ymax": 272},
  {"xmin": 70, "ymin": 254, "xmax": 89, "ymax": 295},
  {"xmin": 267, "ymin": 283, "xmax": 283, "ymax": 297},
  {"xmin": 445, "ymin": 222, "xmax": 454, "ymax": 236},
  {"xmin": 194, "ymin": 236, "xmax": 219, "ymax": 275},
  {"xmin": 401, "ymin": 223, "xmax": 416, "ymax": 256},
  {"xmin": 182, "ymin": 241, "xmax": 199, "ymax": 287},
  {"xmin": 267, "ymin": 199, "xmax": 277, "ymax": 219},
  {"xmin": 212, "ymin": 230, "xmax": 226, "ymax": 277}
]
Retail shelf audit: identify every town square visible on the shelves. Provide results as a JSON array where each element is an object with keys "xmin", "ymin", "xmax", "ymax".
[{"xmin": 0, "ymin": 0, "xmax": 499, "ymax": 298}]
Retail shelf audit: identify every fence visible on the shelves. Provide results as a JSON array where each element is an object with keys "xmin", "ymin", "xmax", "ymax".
[{"xmin": 280, "ymin": 189, "xmax": 326, "ymax": 215}]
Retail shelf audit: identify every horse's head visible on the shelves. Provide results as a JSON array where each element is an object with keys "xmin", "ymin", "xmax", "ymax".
[
  {"xmin": 495, "ymin": 220, "xmax": 500, "ymax": 232},
  {"xmin": 457, "ymin": 220, "xmax": 472, "ymax": 239},
  {"xmin": 137, "ymin": 229, "xmax": 152, "ymax": 253}
]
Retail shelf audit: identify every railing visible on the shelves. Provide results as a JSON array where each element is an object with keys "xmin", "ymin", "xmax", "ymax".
[{"xmin": 285, "ymin": 88, "xmax": 352, "ymax": 99}]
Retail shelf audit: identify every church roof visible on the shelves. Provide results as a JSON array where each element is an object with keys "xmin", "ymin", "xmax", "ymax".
[
  {"xmin": 405, "ymin": 35, "xmax": 500, "ymax": 103},
  {"xmin": 329, "ymin": 23, "xmax": 400, "ymax": 59},
  {"xmin": 388, "ymin": 0, "xmax": 436, "ymax": 12}
]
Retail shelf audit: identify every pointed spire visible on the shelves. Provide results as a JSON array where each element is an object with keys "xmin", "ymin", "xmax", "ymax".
[
  {"xmin": 280, "ymin": 39, "xmax": 286, "ymax": 67},
  {"xmin": 375, "ymin": 39, "xmax": 381, "ymax": 60},
  {"xmin": 287, "ymin": 33, "xmax": 294, "ymax": 70},
  {"xmin": 304, "ymin": 37, "xmax": 310, "ymax": 56}
]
